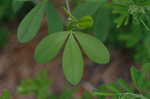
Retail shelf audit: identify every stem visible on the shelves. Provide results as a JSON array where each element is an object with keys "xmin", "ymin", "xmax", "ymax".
[
  {"xmin": 140, "ymin": 19, "xmax": 150, "ymax": 31},
  {"xmin": 64, "ymin": 0, "xmax": 78, "ymax": 22},
  {"xmin": 65, "ymin": 0, "xmax": 71, "ymax": 14},
  {"xmin": 64, "ymin": 8, "xmax": 77, "ymax": 22}
]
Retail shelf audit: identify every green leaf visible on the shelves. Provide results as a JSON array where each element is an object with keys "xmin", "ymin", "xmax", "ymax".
[
  {"xmin": 0, "ymin": 89, "xmax": 11, "ymax": 99},
  {"xmin": 17, "ymin": 70, "xmax": 50, "ymax": 95},
  {"xmin": 93, "ymin": 7, "xmax": 112, "ymax": 41},
  {"xmin": 117, "ymin": 79, "xmax": 133, "ymax": 92},
  {"xmin": 141, "ymin": 63, "xmax": 150, "ymax": 77},
  {"xmin": 35, "ymin": 32, "xmax": 69, "ymax": 63},
  {"xmin": 37, "ymin": 91, "xmax": 48, "ymax": 99},
  {"xmin": 114, "ymin": 15, "xmax": 127, "ymax": 28},
  {"xmin": 63, "ymin": 33, "xmax": 84, "ymax": 85},
  {"xmin": 77, "ymin": 16, "xmax": 94, "ymax": 30},
  {"xmin": 138, "ymin": 63, "xmax": 150, "ymax": 91},
  {"xmin": 0, "ymin": 27, "xmax": 9, "ymax": 48},
  {"xmin": 60, "ymin": 88, "xmax": 74, "ymax": 99},
  {"xmin": 82, "ymin": 91, "xmax": 93, "ymax": 99},
  {"xmin": 17, "ymin": 79, "xmax": 37, "ymax": 94},
  {"xmin": 130, "ymin": 66, "xmax": 139, "ymax": 87},
  {"xmin": 75, "ymin": 32, "xmax": 110, "ymax": 64},
  {"xmin": 72, "ymin": 1, "xmax": 100, "ymax": 19},
  {"xmin": 17, "ymin": 1, "xmax": 46, "ymax": 43},
  {"xmin": 94, "ymin": 91, "xmax": 114, "ymax": 96},
  {"xmin": 12, "ymin": 0, "xmax": 24, "ymax": 13},
  {"xmin": 105, "ymin": 83, "xmax": 121, "ymax": 93},
  {"xmin": 144, "ymin": 34, "xmax": 150, "ymax": 58},
  {"xmin": 47, "ymin": 0, "xmax": 63, "ymax": 34}
]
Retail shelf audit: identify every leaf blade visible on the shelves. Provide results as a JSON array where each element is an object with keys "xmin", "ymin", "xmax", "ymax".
[
  {"xmin": 75, "ymin": 32, "xmax": 110, "ymax": 64},
  {"xmin": 72, "ymin": 1, "xmax": 100, "ymax": 19},
  {"xmin": 130, "ymin": 66, "xmax": 139, "ymax": 87},
  {"xmin": 17, "ymin": 1, "xmax": 46, "ymax": 43},
  {"xmin": 93, "ymin": 7, "xmax": 112, "ymax": 41},
  {"xmin": 47, "ymin": 0, "xmax": 63, "ymax": 34},
  {"xmin": 34, "ymin": 31, "xmax": 69, "ymax": 63},
  {"xmin": 63, "ymin": 33, "xmax": 84, "ymax": 85}
]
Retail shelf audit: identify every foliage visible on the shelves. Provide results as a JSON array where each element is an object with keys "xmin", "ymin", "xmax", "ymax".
[
  {"xmin": 17, "ymin": 0, "xmax": 47, "ymax": 43},
  {"xmin": 1, "ymin": 0, "xmax": 150, "ymax": 98},
  {"xmin": 34, "ymin": 31, "xmax": 109, "ymax": 85},
  {"xmin": 94, "ymin": 63, "xmax": 150, "ymax": 99},
  {"xmin": 0, "ymin": 70, "xmax": 94, "ymax": 99},
  {"xmin": 47, "ymin": 0, "xmax": 63, "ymax": 34},
  {"xmin": 95, "ymin": 0, "xmax": 150, "ymax": 63},
  {"xmin": 17, "ymin": 0, "xmax": 110, "ymax": 85},
  {"xmin": 17, "ymin": 70, "xmax": 50, "ymax": 99},
  {"xmin": 14, "ymin": 0, "xmax": 150, "ymax": 86},
  {"xmin": 0, "ymin": 89, "xmax": 11, "ymax": 99},
  {"xmin": 0, "ymin": 26, "xmax": 10, "ymax": 48},
  {"xmin": 0, "ymin": 0, "xmax": 35, "ymax": 49},
  {"xmin": 2, "ymin": 63, "xmax": 150, "ymax": 99},
  {"xmin": 0, "ymin": 0, "xmax": 19, "ymax": 48},
  {"xmin": 0, "ymin": 0, "xmax": 13, "ymax": 20},
  {"xmin": 109, "ymin": 0, "xmax": 150, "ymax": 29}
]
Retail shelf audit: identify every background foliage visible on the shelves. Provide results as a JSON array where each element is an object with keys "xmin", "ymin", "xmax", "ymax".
[{"xmin": 0, "ymin": 0, "xmax": 150, "ymax": 99}]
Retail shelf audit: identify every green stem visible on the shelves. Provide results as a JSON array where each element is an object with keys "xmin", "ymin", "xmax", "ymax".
[
  {"xmin": 64, "ymin": 8, "xmax": 78, "ymax": 22},
  {"xmin": 140, "ymin": 19, "xmax": 150, "ymax": 31},
  {"xmin": 65, "ymin": 0, "xmax": 71, "ymax": 13}
]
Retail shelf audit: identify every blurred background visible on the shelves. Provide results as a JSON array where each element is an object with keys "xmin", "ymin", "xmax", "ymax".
[{"xmin": 0, "ymin": 0, "xmax": 149, "ymax": 99}]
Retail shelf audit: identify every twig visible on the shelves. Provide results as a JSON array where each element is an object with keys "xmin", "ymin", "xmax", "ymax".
[{"xmin": 65, "ymin": 0, "xmax": 71, "ymax": 14}]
